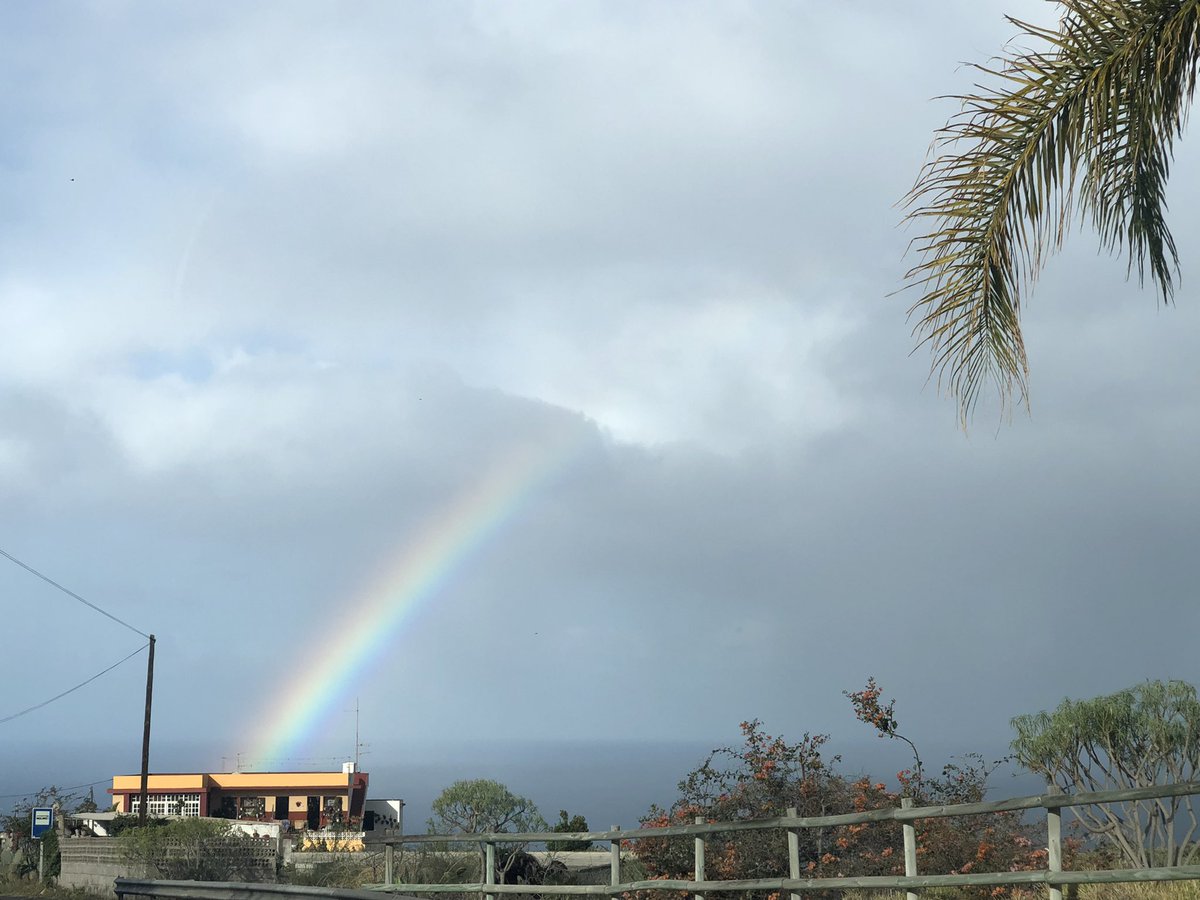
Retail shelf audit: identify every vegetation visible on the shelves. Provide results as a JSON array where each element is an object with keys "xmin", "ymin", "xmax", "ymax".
[
  {"xmin": 428, "ymin": 778, "xmax": 548, "ymax": 836},
  {"xmin": 632, "ymin": 677, "xmax": 1089, "ymax": 900},
  {"xmin": 845, "ymin": 676, "xmax": 926, "ymax": 791},
  {"xmin": 2, "ymin": 786, "xmax": 84, "ymax": 838},
  {"xmin": 547, "ymin": 810, "xmax": 593, "ymax": 852},
  {"xmin": 1, "ymin": 785, "xmax": 89, "ymax": 881},
  {"xmin": 0, "ymin": 876, "xmax": 110, "ymax": 900},
  {"xmin": 280, "ymin": 854, "xmax": 385, "ymax": 888},
  {"xmin": 117, "ymin": 817, "xmax": 269, "ymax": 881},
  {"xmin": 1012, "ymin": 679, "xmax": 1200, "ymax": 867},
  {"xmin": 427, "ymin": 778, "xmax": 548, "ymax": 882},
  {"xmin": 634, "ymin": 719, "xmax": 848, "ymax": 890},
  {"xmin": 389, "ymin": 845, "xmax": 480, "ymax": 890},
  {"xmin": 5, "ymin": 679, "xmax": 1199, "ymax": 897},
  {"xmin": 901, "ymin": 1, "xmax": 1200, "ymax": 421}
]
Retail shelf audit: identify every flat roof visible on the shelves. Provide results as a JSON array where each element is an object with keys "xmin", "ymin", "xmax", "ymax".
[{"xmin": 111, "ymin": 771, "xmax": 368, "ymax": 791}]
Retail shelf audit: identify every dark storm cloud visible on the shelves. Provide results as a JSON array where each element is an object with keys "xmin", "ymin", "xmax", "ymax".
[{"xmin": 2, "ymin": 0, "xmax": 1198, "ymax": 786}]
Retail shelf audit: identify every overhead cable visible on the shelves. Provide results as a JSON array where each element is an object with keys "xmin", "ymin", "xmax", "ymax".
[
  {"xmin": 0, "ymin": 546, "xmax": 150, "ymax": 639},
  {"xmin": 0, "ymin": 778, "xmax": 112, "ymax": 800},
  {"xmin": 0, "ymin": 643, "xmax": 148, "ymax": 726}
]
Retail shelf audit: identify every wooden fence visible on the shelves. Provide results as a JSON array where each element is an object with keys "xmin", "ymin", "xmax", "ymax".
[{"xmin": 368, "ymin": 782, "xmax": 1200, "ymax": 899}]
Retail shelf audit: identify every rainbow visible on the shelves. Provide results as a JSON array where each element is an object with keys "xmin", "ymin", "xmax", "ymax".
[{"xmin": 244, "ymin": 427, "xmax": 588, "ymax": 767}]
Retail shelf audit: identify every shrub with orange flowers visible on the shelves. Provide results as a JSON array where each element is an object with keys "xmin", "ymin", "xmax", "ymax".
[
  {"xmin": 632, "ymin": 720, "xmax": 888, "ymax": 900},
  {"xmin": 846, "ymin": 677, "xmax": 1067, "ymax": 898},
  {"xmin": 633, "ymin": 690, "xmax": 1061, "ymax": 900}
]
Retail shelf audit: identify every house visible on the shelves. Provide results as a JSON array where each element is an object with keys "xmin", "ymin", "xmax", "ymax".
[{"xmin": 109, "ymin": 765, "xmax": 369, "ymax": 829}]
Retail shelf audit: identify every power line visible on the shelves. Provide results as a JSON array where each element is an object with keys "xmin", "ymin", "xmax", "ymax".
[
  {"xmin": 0, "ymin": 546, "xmax": 149, "ymax": 639},
  {"xmin": 0, "ymin": 643, "xmax": 148, "ymax": 726},
  {"xmin": 0, "ymin": 778, "xmax": 111, "ymax": 800}
]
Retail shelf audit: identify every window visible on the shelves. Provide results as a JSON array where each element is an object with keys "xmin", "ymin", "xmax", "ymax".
[
  {"xmin": 129, "ymin": 793, "xmax": 201, "ymax": 817},
  {"xmin": 238, "ymin": 796, "xmax": 266, "ymax": 819}
]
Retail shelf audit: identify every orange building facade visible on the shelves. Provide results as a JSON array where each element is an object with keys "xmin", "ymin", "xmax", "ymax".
[{"xmin": 109, "ymin": 770, "xmax": 369, "ymax": 829}]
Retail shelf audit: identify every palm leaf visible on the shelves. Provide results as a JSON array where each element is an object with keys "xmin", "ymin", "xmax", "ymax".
[{"xmin": 902, "ymin": 0, "xmax": 1200, "ymax": 424}]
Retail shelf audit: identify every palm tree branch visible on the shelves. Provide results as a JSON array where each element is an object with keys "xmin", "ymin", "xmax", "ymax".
[{"xmin": 901, "ymin": 0, "xmax": 1200, "ymax": 423}]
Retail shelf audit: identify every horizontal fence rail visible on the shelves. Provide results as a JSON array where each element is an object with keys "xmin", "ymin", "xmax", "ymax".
[
  {"xmin": 364, "ymin": 867, "xmax": 1200, "ymax": 893},
  {"xmin": 371, "ymin": 781, "xmax": 1200, "ymax": 845},
  {"xmin": 363, "ymin": 781, "xmax": 1200, "ymax": 897},
  {"xmin": 115, "ymin": 878, "xmax": 423, "ymax": 900}
]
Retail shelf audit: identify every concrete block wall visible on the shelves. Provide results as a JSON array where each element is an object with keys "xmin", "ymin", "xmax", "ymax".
[
  {"xmin": 59, "ymin": 838, "xmax": 150, "ymax": 897},
  {"xmin": 285, "ymin": 848, "xmax": 383, "ymax": 874},
  {"xmin": 59, "ymin": 836, "xmax": 280, "ymax": 896}
]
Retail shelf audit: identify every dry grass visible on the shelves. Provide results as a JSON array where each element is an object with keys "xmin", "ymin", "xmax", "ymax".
[
  {"xmin": 1076, "ymin": 884, "xmax": 1200, "ymax": 900},
  {"xmin": 843, "ymin": 887, "xmax": 1200, "ymax": 900},
  {"xmin": 0, "ymin": 873, "xmax": 108, "ymax": 900}
]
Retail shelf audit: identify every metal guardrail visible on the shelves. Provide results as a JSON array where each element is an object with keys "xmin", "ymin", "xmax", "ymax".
[{"xmin": 363, "ymin": 781, "xmax": 1200, "ymax": 898}]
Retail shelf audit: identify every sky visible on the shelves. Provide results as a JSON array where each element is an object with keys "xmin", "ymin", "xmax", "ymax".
[{"xmin": 2, "ymin": 0, "xmax": 1199, "ymax": 829}]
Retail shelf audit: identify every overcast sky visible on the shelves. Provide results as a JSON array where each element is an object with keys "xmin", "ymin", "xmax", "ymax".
[{"xmin": 3, "ymin": 0, "xmax": 1199, "ymax": 818}]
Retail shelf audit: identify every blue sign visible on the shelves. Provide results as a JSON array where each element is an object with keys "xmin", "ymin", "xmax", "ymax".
[{"xmin": 31, "ymin": 807, "xmax": 53, "ymax": 839}]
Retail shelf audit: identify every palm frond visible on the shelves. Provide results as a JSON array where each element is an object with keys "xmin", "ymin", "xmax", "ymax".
[{"xmin": 902, "ymin": 0, "xmax": 1200, "ymax": 424}]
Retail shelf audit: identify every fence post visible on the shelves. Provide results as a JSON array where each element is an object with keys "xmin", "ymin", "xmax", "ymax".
[
  {"xmin": 385, "ymin": 842, "xmax": 394, "ymax": 887},
  {"xmin": 694, "ymin": 815, "xmax": 706, "ymax": 900},
  {"xmin": 901, "ymin": 797, "xmax": 918, "ymax": 900},
  {"xmin": 1046, "ymin": 783, "xmax": 1063, "ymax": 900},
  {"xmin": 786, "ymin": 806, "xmax": 800, "ymax": 900},
  {"xmin": 611, "ymin": 825, "xmax": 621, "ymax": 892},
  {"xmin": 485, "ymin": 841, "xmax": 496, "ymax": 900}
]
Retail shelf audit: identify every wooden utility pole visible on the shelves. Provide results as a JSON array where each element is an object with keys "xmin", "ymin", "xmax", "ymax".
[{"xmin": 138, "ymin": 634, "xmax": 156, "ymax": 826}]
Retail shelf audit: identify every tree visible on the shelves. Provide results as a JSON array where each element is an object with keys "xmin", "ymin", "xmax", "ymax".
[
  {"xmin": 902, "ymin": 1, "xmax": 1200, "ymax": 421},
  {"xmin": 1011, "ymin": 679, "xmax": 1200, "ymax": 866},
  {"xmin": 546, "ymin": 810, "xmax": 593, "ymax": 852},
  {"xmin": 427, "ymin": 779, "xmax": 547, "ymax": 882}
]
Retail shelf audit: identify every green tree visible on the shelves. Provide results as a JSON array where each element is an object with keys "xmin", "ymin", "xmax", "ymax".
[
  {"xmin": 902, "ymin": 1, "xmax": 1200, "ymax": 421},
  {"xmin": 546, "ymin": 810, "xmax": 592, "ymax": 852},
  {"xmin": 1011, "ymin": 679, "xmax": 1200, "ymax": 866},
  {"xmin": 427, "ymin": 779, "xmax": 547, "ymax": 881}
]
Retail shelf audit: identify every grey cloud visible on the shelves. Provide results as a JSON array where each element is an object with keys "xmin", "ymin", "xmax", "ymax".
[{"xmin": 2, "ymin": 0, "xmax": 1198, "ymax": 796}]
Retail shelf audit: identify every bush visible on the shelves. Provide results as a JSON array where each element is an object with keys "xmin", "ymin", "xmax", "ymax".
[
  {"xmin": 40, "ymin": 830, "xmax": 61, "ymax": 880},
  {"xmin": 546, "ymin": 811, "xmax": 593, "ymax": 852},
  {"xmin": 281, "ymin": 857, "xmax": 379, "ymax": 888},
  {"xmin": 118, "ymin": 818, "xmax": 269, "ymax": 881},
  {"xmin": 633, "ymin": 719, "xmax": 1049, "ymax": 900},
  {"xmin": 634, "ymin": 719, "xmax": 854, "ymax": 894}
]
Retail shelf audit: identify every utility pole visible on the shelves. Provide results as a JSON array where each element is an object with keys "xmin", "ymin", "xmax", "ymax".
[
  {"xmin": 355, "ymin": 698, "xmax": 360, "ymax": 771},
  {"xmin": 138, "ymin": 634, "xmax": 156, "ymax": 826}
]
